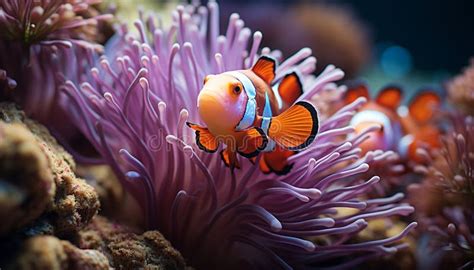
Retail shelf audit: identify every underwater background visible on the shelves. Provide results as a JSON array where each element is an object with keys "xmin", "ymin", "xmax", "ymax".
[{"xmin": 0, "ymin": 0, "xmax": 473, "ymax": 269}]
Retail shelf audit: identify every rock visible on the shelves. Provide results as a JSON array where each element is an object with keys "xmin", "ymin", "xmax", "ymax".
[
  {"xmin": 75, "ymin": 165, "xmax": 124, "ymax": 217},
  {"xmin": 12, "ymin": 235, "xmax": 110, "ymax": 270},
  {"xmin": 77, "ymin": 216, "xmax": 187, "ymax": 269},
  {"xmin": 0, "ymin": 122, "xmax": 55, "ymax": 236},
  {"xmin": 0, "ymin": 103, "xmax": 99, "ymax": 237}
]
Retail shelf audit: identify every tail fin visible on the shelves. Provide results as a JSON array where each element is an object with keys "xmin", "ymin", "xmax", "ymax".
[{"xmin": 268, "ymin": 101, "xmax": 319, "ymax": 150}]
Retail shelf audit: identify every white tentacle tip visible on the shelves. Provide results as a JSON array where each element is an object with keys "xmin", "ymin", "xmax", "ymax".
[{"xmin": 166, "ymin": 135, "xmax": 178, "ymax": 144}]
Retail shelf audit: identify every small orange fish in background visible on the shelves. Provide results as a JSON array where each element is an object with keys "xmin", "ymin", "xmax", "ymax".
[
  {"xmin": 187, "ymin": 56, "xmax": 319, "ymax": 174},
  {"xmin": 398, "ymin": 91, "xmax": 442, "ymax": 161},
  {"xmin": 344, "ymin": 83, "xmax": 441, "ymax": 161}
]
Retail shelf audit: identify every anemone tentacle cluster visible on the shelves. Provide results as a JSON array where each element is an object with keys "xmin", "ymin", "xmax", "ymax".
[
  {"xmin": 0, "ymin": 0, "xmax": 111, "ymax": 120},
  {"xmin": 63, "ymin": 3, "xmax": 416, "ymax": 269},
  {"xmin": 411, "ymin": 115, "xmax": 474, "ymax": 268}
]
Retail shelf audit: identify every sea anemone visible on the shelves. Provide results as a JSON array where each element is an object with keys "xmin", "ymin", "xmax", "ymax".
[
  {"xmin": 409, "ymin": 115, "xmax": 474, "ymax": 269},
  {"xmin": 62, "ymin": 3, "xmax": 416, "ymax": 269},
  {"xmin": 447, "ymin": 59, "xmax": 474, "ymax": 116},
  {"xmin": 0, "ymin": 0, "xmax": 112, "ymax": 121}
]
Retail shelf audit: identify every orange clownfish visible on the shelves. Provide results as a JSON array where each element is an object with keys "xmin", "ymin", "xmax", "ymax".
[
  {"xmin": 398, "ymin": 91, "xmax": 441, "ymax": 161},
  {"xmin": 187, "ymin": 56, "xmax": 319, "ymax": 174},
  {"xmin": 344, "ymin": 83, "xmax": 441, "ymax": 161},
  {"xmin": 344, "ymin": 84, "xmax": 404, "ymax": 154}
]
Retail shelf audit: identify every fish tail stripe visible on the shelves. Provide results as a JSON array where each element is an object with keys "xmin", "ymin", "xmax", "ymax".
[
  {"xmin": 271, "ymin": 84, "xmax": 284, "ymax": 110},
  {"xmin": 261, "ymin": 91, "xmax": 275, "ymax": 152}
]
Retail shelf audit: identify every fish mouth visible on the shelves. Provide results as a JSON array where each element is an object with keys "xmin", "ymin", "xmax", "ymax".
[{"xmin": 198, "ymin": 91, "xmax": 226, "ymax": 126}]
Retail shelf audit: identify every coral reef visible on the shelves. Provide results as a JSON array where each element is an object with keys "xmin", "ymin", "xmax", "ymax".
[
  {"xmin": 2, "ymin": 1, "xmax": 467, "ymax": 269},
  {"xmin": 0, "ymin": 103, "xmax": 99, "ymax": 237}
]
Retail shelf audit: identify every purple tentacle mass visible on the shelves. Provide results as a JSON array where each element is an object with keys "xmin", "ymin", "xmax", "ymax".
[{"xmin": 63, "ymin": 3, "xmax": 416, "ymax": 269}]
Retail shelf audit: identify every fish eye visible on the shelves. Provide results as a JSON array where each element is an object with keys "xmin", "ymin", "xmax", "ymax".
[{"xmin": 233, "ymin": 85, "xmax": 242, "ymax": 95}]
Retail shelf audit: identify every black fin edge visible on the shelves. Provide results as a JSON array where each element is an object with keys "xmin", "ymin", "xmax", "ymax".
[
  {"xmin": 237, "ymin": 127, "xmax": 269, "ymax": 158},
  {"xmin": 286, "ymin": 101, "xmax": 319, "ymax": 151},
  {"xmin": 186, "ymin": 122, "xmax": 218, "ymax": 153}
]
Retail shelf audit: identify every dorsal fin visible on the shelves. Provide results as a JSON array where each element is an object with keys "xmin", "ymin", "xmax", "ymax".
[
  {"xmin": 409, "ymin": 91, "xmax": 441, "ymax": 123},
  {"xmin": 278, "ymin": 72, "xmax": 303, "ymax": 105},
  {"xmin": 344, "ymin": 83, "xmax": 369, "ymax": 104},
  {"xmin": 376, "ymin": 85, "xmax": 403, "ymax": 110},
  {"xmin": 252, "ymin": 56, "xmax": 276, "ymax": 84}
]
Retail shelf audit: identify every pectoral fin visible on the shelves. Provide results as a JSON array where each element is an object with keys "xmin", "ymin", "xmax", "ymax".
[
  {"xmin": 278, "ymin": 72, "xmax": 303, "ymax": 105},
  {"xmin": 236, "ymin": 127, "xmax": 268, "ymax": 158},
  {"xmin": 268, "ymin": 101, "xmax": 319, "ymax": 150},
  {"xmin": 186, "ymin": 122, "xmax": 219, "ymax": 153}
]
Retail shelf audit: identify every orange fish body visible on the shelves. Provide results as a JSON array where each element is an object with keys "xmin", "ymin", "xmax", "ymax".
[{"xmin": 188, "ymin": 56, "xmax": 319, "ymax": 174}]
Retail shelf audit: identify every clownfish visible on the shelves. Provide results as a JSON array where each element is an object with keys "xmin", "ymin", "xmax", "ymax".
[
  {"xmin": 344, "ymin": 83, "xmax": 441, "ymax": 161},
  {"xmin": 397, "ymin": 91, "xmax": 441, "ymax": 161},
  {"xmin": 187, "ymin": 56, "xmax": 319, "ymax": 174}
]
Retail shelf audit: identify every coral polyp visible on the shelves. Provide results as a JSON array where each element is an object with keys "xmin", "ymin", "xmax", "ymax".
[{"xmin": 63, "ymin": 3, "xmax": 416, "ymax": 269}]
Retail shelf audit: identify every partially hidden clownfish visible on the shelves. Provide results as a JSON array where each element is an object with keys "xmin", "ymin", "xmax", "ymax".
[
  {"xmin": 187, "ymin": 56, "xmax": 319, "ymax": 174},
  {"xmin": 344, "ymin": 83, "xmax": 441, "ymax": 161}
]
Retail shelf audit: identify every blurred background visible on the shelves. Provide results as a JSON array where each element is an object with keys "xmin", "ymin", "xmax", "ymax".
[{"xmin": 111, "ymin": 0, "xmax": 474, "ymax": 99}]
